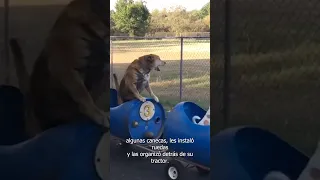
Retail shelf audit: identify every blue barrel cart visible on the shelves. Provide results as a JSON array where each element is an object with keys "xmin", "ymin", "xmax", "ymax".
[
  {"xmin": 110, "ymin": 88, "xmax": 210, "ymax": 179},
  {"xmin": 0, "ymin": 85, "xmax": 109, "ymax": 180},
  {"xmin": 162, "ymin": 102, "xmax": 210, "ymax": 180},
  {"xmin": 110, "ymin": 89, "xmax": 312, "ymax": 180}
]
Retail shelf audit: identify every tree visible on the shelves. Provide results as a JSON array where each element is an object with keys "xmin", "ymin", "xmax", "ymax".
[
  {"xmin": 166, "ymin": 6, "xmax": 192, "ymax": 34},
  {"xmin": 110, "ymin": 10, "xmax": 116, "ymax": 35},
  {"xmin": 163, "ymin": 5, "xmax": 210, "ymax": 34},
  {"xmin": 198, "ymin": 2, "xmax": 210, "ymax": 19},
  {"xmin": 203, "ymin": 15, "xmax": 210, "ymax": 28},
  {"xmin": 111, "ymin": 0, "xmax": 150, "ymax": 36},
  {"xmin": 148, "ymin": 9, "xmax": 171, "ymax": 35}
]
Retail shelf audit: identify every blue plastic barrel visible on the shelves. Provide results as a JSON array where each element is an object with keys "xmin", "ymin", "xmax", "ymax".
[
  {"xmin": 211, "ymin": 126, "xmax": 309, "ymax": 180},
  {"xmin": 110, "ymin": 98, "xmax": 165, "ymax": 140},
  {"xmin": 162, "ymin": 102, "xmax": 210, "ymax": 167},
  {"xmin": 0, "ymin": 119, "xmax": 105, "ymax": 180}
]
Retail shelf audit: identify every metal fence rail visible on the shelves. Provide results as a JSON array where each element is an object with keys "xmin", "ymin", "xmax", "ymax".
[
  {"xmin": 110, "ymin": 36, "xmax": 210, "ymax": 110},
  {"xmin": 213, "ymin": 0, "xmax": 320, "ymax": 155}
]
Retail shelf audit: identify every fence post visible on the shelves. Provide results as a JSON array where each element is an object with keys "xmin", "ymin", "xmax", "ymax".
[
  {"xmin": 110, "ymin": 38, "xmax": 113, "ymax": 88},
  {"xmin": 223, "ymin": 0, "xmax": 231, "ymax": 129},
  {"xmin": 4, "ymin": 0, "xmax": 10, "ymax": 84},
  {"xmin": 179, "ymin": 37, "xmax": 184, "ymax": 102}
]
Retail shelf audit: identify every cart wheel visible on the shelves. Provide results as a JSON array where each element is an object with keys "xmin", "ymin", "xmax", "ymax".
[
  {"xmin": 196, "ymin": 166, "xmax": 210, "ymax": 176},
  {"xmin": 165, "ymin": 160, "xmax": 185, "ymax": 180}
]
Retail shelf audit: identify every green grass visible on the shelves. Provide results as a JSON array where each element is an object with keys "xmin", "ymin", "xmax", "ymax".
[
  {"xmin": 211, "ymin": 0, "xmax": 320, "ymax": 156},
  {"xmin": 212, "ymin": 43, "xmax": 320, "ymax": 156},
  {"xmin": 111, "ymin": 38, "xmax": 210, "ymax": 63},
  {"xmin": 110, "ymin": 38, "xmax": 210, "ymax": 112}
]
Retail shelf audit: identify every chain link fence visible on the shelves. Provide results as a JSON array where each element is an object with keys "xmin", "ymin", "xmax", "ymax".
[
  {"xmin": 212, "ymin": 0, "xmax": 320, "ymax": 155},
  {"xmin": 110, "ymin": 36, "xmax": 210, "ymax": 111},
  {"xmin": 145, "ymin": 32, "xmax": 210, "ymax": 38}
]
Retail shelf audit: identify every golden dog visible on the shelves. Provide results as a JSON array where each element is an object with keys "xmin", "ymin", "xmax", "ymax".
[
  {"xmin": 113, "ymin": 54, "xmax": 166, "ymax": 104},
  {"xmin": 9, "ymin": 0, "xmax": 109, "ymax": 136}
]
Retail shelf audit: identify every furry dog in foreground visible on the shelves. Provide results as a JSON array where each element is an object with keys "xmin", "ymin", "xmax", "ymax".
[
  {"xmin": 9, "ymin": 0, "xmax": 109, "ymax": 136},
  {"xmin": 113, "ymin": 54, "xmax": 166, "ymax": 104}
]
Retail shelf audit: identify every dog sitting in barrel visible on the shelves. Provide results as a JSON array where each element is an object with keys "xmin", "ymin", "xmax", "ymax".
[{"xmin": 113, "ymin": 54, "xmax": 166, "ymax": 104}]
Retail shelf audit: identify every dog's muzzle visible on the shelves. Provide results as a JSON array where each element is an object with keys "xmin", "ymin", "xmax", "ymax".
[{"xmin": 155, "ymin": 61, "xmax": 166, "ymax": 71}]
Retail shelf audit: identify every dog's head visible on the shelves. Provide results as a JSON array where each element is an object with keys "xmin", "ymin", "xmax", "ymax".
[{"xmin": 138, "ymin": 54, "xmax": 166, "ymax": 72}]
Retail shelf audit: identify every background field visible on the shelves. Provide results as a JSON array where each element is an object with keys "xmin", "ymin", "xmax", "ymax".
[
  {"xmin": 110, "ymin": 38, "xmax": 210, "ymax": 111},
  {"xmin": 212, "ymin": 0, "xmax": 320, "ymax": 156}
]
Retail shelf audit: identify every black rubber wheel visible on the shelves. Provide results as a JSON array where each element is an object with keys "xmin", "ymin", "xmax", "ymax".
[
  {"xmin": 165, "ymin": 160, "xmax": 186, "ymax": 180},
  {"xmin": 196, "ymin": 166, "xmax": 210, "ymax": 176}
]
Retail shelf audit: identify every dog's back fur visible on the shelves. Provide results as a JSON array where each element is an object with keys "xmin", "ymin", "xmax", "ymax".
[
  {"xmin": 33, "ymin": 0, "xmax": 109, "ymax": 130},
  {"xmin": 9, "ymin": 0, "xmax": 109, "ymax": 135},
  {"xmin": 9, "ymin": 38, "xmax": 42, "ymax": 135},
  {"xmin": 119, "ymin": 59, "xmax": 149, "ymax": 100},
  {"xmin": 9, "ymin": 39, "xmax": 29, "ymax": 94}
]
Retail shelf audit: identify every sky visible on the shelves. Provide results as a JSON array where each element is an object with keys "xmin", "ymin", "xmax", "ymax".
[{"xmin": 110, "ymin": 0, "xmax": 209, "ymax": 12}]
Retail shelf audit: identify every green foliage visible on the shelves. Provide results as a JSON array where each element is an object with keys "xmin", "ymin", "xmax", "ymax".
[
  {"xmin": 166, "ymin": 6, "xmax": 192, "ymax": 34},
  {"xmin": 112, "ymin": 0, "xmax": 150, "ymax": 36},
  {"xmin": 110, "ymin": 10, "xmax": 116, "ymax": 34},
  {"xmin": 148, "ymin": 4, "xmax": 210, "ymax": 35},
  {"xmin": 148, "ymin": 9, "xmax": 171, "ymax": 34},
  {"xmin": 203, "ymin": 15, "xmax": 210, "ymax": 27},
  {"xmin": 198, "ymin": 2, "xmax": 210, "ymax": 19},
  {"xmin": 111, "ymin": 1, "xmax": 210, "ymax": 35}
]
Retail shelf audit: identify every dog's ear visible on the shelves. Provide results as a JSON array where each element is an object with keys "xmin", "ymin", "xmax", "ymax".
[{"xmin": 146, "ymin": 55, "xmax": 153, "ymax": 62}]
